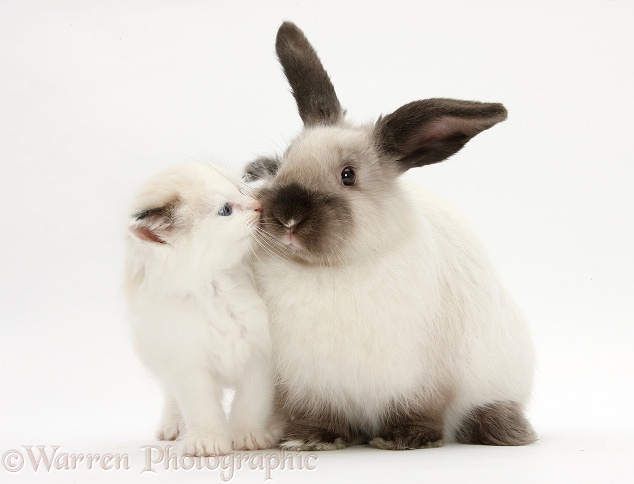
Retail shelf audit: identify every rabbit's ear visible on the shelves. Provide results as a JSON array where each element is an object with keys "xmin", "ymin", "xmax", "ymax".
[
  {"xmin": 276, "ymin": 22, "xmax": 342, "ymax": 126},
  {"xmin": 129, "ymin": 200, "xmax": 179, "ymax": 244},
  {"xmin": 374, "ymin": 99, "xmax": 508, "ymax": 172}
]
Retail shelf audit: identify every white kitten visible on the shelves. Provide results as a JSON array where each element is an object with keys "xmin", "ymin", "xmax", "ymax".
[{"xmin": 123, "ymin": 162, "xmax": 276, "ymax": 456}]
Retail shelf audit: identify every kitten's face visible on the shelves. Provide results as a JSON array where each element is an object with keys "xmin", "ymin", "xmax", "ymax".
[{"xmin": 128, "ymin": 163, "xmax": 261, "ymax": 270}]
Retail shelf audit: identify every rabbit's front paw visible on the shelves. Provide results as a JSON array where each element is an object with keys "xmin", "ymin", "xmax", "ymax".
[
  {"xmin": 278, "ymin": 418, "xmax": 350, "ymax": 451},
  {"xmin": 368, "ymin": 424, "xmax": 444, "ymax": 450},
  {"xmin": 279, "ymin": 437, "xmax": 347, "ymax": 451}
]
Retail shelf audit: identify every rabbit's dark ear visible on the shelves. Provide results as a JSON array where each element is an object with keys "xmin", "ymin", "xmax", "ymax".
[
  {"xmin": 129, "ymin": 200, "xmax": 179, "ymax": 244},
  {"xmin": 374, "ymin": 99, "xmax": 508, "ymax": 172},
  {"xmin": 276, "ymin": 22, "xmax": 342, "ymax": 126}
]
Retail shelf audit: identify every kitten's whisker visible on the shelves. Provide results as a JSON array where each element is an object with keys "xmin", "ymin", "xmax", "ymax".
[
  {"xmin": 254, "ymin": 228, "xmax": 296, "ymax": 263},
  {"xmin": 255, "ymin": 229, "xmax": 293, "ymax": 254},
  {"xmin": 247, "ymin": 238, "xmax": 269, "ymax": 267},
  {"xmin": 255, "ymin": 229, "xmax": 290, "ymax": 254},
  {"xmin": 254, "ymin": 236, "xmax": 289, "ymax": 265},
  {"xmin": 176, "ymin": 153, "xmax": 257, "ymax": 197}
]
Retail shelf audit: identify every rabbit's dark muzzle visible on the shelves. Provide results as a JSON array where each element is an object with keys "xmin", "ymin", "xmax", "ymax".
[{"xmin": 259, "ymin": 182, "xmax": 353, "ymax": 260}]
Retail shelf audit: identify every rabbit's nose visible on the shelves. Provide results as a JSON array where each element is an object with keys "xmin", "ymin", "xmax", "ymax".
[
  {"xmin": 278, "ymin": 216, "xmax": 303, "ymax": 232},
  {"xmin": 270, "ymin": 182, "xmax": 312, "ymax": 231}
]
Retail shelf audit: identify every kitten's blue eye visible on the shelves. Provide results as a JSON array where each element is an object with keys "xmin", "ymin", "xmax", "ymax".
[{"xmin": 218, "ymin": 203, "xmax": 232, "ymax": 216}]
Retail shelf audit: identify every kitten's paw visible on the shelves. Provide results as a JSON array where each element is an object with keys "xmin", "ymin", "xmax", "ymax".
[
  {"xmin": 156, "ymin": 419, "xmax": 183, "ymax": 441},
  {"xmin": 180, "ymin": 433, "xmax": 233, "ymax": 456},
  {"xmin": 233, "ymin": 430, "xmax": 277, "ymax": 451},
  {"xmin": 279, "ymin": 437, "xmax": 347, "ymax": 451}
]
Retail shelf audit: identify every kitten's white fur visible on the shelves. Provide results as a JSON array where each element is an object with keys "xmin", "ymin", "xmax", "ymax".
[{"xmin": 124, "ymin": 163, "xmax": 275, "ymax": 455}]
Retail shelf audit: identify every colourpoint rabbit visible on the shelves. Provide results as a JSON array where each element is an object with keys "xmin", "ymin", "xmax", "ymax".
[{"xmin": 245, "ymin": 22, "xmax": 536, "ymax": 450}]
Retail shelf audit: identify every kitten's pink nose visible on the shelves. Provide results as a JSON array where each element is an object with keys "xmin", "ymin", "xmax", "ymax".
[{"xmin": 252, "ymin": 201, "xmax": 263, "ymax": 213}]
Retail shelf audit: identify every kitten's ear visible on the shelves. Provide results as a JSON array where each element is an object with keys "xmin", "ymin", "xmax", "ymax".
[
  {"xmin": 374, "ymin": 98, "xmax": 508, "ymax": 173},
  {"xmin": 129, "ymin": 200, "xmax": 179, "ymax": 245}
]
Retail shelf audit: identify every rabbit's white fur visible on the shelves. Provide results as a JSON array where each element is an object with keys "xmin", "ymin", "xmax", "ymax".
[
  {"xmin": 244, "ymin": 21, "xmax": 536, "ymax": 449},
  {"xmin": 253, "ymin": 127, "xmax": 534, "ymax": 441}
]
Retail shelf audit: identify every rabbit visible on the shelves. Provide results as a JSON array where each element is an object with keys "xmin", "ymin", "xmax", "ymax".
[{"xmin": 244, "ymin": 22, "xmax": 536, "ymax": 451}]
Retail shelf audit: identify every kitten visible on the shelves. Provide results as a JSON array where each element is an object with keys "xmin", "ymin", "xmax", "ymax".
[{"xmin": 123, "ymin": 162, "xmax": 276, "ymax": 456}]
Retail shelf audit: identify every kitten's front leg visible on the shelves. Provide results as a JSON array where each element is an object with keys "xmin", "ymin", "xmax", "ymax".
[
  {"xmin": 168, "ymin": 371, "xmax": 232, "ymax": 456},
  {"xmin": 230, "ymin": 357, "xmax": 278, "ymax": 450},
  {"xmin": 156, "ymin": 393, "xmax": 183, "ymax": 441}
]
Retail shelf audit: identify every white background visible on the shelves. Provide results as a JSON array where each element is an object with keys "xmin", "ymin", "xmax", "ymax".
[{"xmin": 1, "ymin": 0, "xmax": 633, "ymax": 482}]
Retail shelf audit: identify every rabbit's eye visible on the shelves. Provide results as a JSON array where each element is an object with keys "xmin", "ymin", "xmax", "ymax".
[
  {"xmin": 341, "ymin": 167, "xmax": 356, "ymax": 187},
  {"xmin": 218, "ymin": 203, "xmax": 233, "ymax": 216}
]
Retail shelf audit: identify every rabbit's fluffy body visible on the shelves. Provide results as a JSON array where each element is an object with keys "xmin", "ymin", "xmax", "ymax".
[
  {"xmin": 254, "ymin": 125, "xmax": 534, "ymax": 442},
  {"xmin": 248, "ymin": 23, "xmax": 536, "ymax": 449}
]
